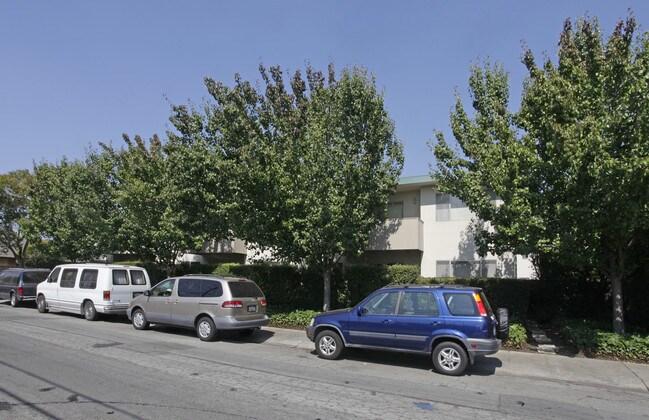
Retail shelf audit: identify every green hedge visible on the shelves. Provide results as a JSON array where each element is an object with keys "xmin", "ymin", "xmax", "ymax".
[
  {"xmin": 556, "ymin": 319, "xmax": 649, "ymax": 362},
  {"xmin": 213, "ymin": 263, "xmax": 531, "ymax": 318},
  {"xmin": 215, "ymin": 264, "xmax": 323, "ymax": 310}
]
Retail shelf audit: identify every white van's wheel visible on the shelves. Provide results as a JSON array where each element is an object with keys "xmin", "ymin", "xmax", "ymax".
[
  {"xmin": 84, "ymin": 301, "xmax": 98, "ymax": 321},
  {"xmin": 37, "ymin": 295, "xmax": 48, "ymax": 313},
  {"xmin": 132, "ymin": 309, "xmax": 150, "ymax": 330}
]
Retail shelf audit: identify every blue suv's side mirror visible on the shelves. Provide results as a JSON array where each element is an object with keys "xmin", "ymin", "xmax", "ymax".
[{"xmin": 357, "ymin": 306, "xmax": 364, "ymax": 316}]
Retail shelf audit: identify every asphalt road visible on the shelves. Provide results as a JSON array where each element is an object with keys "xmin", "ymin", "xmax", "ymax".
[{"xmin": 0, "ymin": 303, "xmax": 648, "ymax": 419}]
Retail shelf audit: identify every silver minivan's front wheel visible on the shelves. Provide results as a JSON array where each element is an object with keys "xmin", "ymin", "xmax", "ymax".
[
  {"xmin": 132, "ymin": 309, "xmax": 150, "ymax": 330},
  {"xmin": 432, "ymin": 341, "xmax": 468, "ymax": 376}
]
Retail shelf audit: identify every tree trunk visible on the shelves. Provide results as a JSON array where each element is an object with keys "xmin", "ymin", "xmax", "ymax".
[
  {"xmin": 608, "ymin": 244, "xmax": 626, "ymax": 335},
  {"xmin": 322, "ymin": 267, "xmax": 332, "ymax": 312},
  {"xmin": 610, "ymin": 271, "xmax": 625, "ymax": 335}
]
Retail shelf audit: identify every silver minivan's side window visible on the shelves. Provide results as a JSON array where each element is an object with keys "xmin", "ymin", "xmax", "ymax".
[
  {"xmin": 178, "ymin": 279, "xmax": 201, "ymax": 297},
  {"xmin": 79, "ymin": 269, "xmax": 99, "ymax": 289},
  {"xmin": 150, "ymin": 279, "xmax": 175, "ymax": 297},
  {"xmin": 113, "ymin": 270, "xmax": 130, "ymax": 285},
  {"xmin": 130, "ymin": 270, "xmax": 147, "ymax": 285},
  {"xmin": 202, "ymin": 280, "xmax": 223, "ymax": 297},
  {"xmin": 60, "ymin": 269, "xmax": 78, "ymax": 288}
]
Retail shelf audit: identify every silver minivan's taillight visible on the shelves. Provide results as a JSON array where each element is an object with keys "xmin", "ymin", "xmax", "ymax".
[{"xmin": 222, "ymin": 301, "xmax": 243, "ymax": 308}]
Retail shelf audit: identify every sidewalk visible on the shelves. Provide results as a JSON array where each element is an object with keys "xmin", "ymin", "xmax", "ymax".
[{"xmin": 262, "ymin": 326, "xmax": 649, "ymax": 393}]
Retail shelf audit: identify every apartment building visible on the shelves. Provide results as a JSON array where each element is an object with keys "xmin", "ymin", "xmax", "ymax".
[{"xmin": 356, "ymin": 175, "xmax": 535, "ymax": 278}]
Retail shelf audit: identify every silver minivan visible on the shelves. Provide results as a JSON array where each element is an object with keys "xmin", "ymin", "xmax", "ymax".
[{"xmin": 127, "ymin": 274, "xmax": 269, "ymax": 341}]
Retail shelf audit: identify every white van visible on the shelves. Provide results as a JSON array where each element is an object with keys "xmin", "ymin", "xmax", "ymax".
[{"xmin": 36, "ymin": 263, "xmax": 151, "ymax": 320}]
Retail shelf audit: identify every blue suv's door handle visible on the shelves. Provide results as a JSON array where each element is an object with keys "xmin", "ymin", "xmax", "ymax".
[
  {"xmin": 431, "ymin": 321, "xmax": 441, "ymax": 325},
  {"xmin": 382, "ymin": 319, "xmax": 393, "ymax": 324}
]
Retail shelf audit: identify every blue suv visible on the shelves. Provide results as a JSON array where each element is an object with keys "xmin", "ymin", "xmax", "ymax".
[{"xmin": 306, "ymin": 284, "xmax": 508, "ymax": 376}]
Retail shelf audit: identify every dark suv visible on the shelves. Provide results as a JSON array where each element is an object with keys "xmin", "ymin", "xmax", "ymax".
[
  {"xmin": 306, "ymin": 284, "xmax": 508, "ymax": 376},
  {"xmin": 0, "ymin": 268, "xmax": 51, "ymax": 307}
]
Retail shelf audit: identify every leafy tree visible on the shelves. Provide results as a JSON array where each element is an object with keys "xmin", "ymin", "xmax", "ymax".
[
  {"xmin": 0, "ymin": 170, "xmax": 32, "ymax": 267},
  {"xmin": 25, "ymin": 153, "xmax": 116, "ymax": 262},
  {"xmin": 170, "ymin": 64, "xmax": 403, "ymax": 310},
  {"xmin": 432, "ymin": 15, "xmax": 649, "ymax": 334},
  {"xmin": 101, "ymin": 134, "xmax": 227, "ymax": 275}
]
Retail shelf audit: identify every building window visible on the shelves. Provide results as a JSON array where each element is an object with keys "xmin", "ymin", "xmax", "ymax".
[
  {"xmin": 436, "ymin": 193, "xmax": 472, "ymax": 221},
  {"xmin": 387, "ymin": 202, "xmax": 404, "ymax": 219},
  {"xmin": 435, "ymin": 260, "xmax": 498, "ymax": 278}
]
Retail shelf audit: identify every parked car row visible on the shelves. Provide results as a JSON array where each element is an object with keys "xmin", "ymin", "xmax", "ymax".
[
  {"xmin": 2, "ymin": 264, "xmax": 508, "ymax": 376},
  {"xmin": 2, "ymin": 264, "xmax": 270, "ymax": 341}
]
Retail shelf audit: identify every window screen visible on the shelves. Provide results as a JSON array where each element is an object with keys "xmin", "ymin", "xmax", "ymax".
[
  {"xmin": 79, "ymin": 269, "xmax": 98, "ymax": 289},
  {"xmin": 112, "ymin": 270, "xmax": 129, "ymax": 285},
  {"xmin": 130, "ymin": 270, "xmax": 147, "ymax": 285},
  {"xmin": 60, "ymin": 269, "xmax": 78, "ymax": 288}
]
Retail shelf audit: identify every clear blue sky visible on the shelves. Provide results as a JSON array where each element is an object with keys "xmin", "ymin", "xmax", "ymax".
[{"xmin": 2, "ymin": 1, "xmax": 648, "ymax": 177}]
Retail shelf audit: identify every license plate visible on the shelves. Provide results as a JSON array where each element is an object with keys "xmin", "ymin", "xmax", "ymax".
[{"xmin": 247, "ymin": 305, "xmax": 257, "ymax": 313}]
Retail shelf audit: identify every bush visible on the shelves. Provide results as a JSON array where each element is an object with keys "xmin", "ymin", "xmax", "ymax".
[
  {"xmin": 268, "ymin": 309, "xmax": 320, "ymax": 329},
  {"xmin": 503, "ymin": 323, "xmax": 527, "ymax": 349},
  {"xmin": 556, "ymin": 319, "xmax": 649, "ymax": 362}
]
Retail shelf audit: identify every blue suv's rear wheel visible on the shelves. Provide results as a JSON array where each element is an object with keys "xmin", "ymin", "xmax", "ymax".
[
  {"xmin": 315, "ymin": 330, "xmax": 343, "ymax": 360},
  {"xmin": 432, "ymin": 341, "xmax": 468, "ymax": 376}
]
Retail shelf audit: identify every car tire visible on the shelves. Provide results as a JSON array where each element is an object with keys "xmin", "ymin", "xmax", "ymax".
[
  {"xmin": 132, "ymin": 309, "xmax": 150, "ymax": 330},
  {"xmin": 432, "ymin": 341, "xmax": 468, "ymax": 376},
  {"xmin": 315, "ymin": 330, "xmax": 344, "ymax": 360},
  {"xmin": 83, "ymin": 301, "xmax": 98, "ymax": 321},
  {"xmin": 196, "ymin": 316, "xmax": 217, "ymax": 341},
  {"xmin": 37, "ymin": 295, "xmax": 48, "ymax": 313},
  {"xmin": 10, "ymin": 293, "xmax": 18, "ymax": 307},
  {"xmin": 496, "ymin": 308, "xmax": 509, "ymax": 341}
]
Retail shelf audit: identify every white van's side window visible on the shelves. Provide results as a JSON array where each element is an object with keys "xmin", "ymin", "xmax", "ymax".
[
  {"xmin": 130, "ymin": 270, "xmax": 146, "ymax": 285},
  {"xmin": 79, "ymin": 269, "xmax": 99, "ymax": 289},
  {"xmin": 48, "ymin": 267, "xmax": 61, "ymax": 283},
  {"xmin": 113, "ymin": 270, "xmax": 129, "ymax": 286},
  {"xmin": 60, "ymin": 269, "xmax": 78, "ymax": 288}
]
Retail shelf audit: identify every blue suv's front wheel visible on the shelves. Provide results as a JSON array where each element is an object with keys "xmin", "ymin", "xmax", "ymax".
[
  {"xmin": 432, "ymin": 341, "xmax": 468, "ymax": 376},
  {"xmin": 315, "ymin": 330, "xmax": 344, "ymax": 360}
]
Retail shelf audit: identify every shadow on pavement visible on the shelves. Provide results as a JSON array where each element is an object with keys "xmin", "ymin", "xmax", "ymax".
[{"xmin": 329, "ymin": 348, "xmax": 502, "ymax": 376}]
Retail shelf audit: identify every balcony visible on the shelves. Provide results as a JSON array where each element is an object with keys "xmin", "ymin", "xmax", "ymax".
[
  {"xmin": 367, "ymin": 217, "xmax": 424, "ymax": 251},
  {"xmin": 201, "ymin": 238, "xmax": 248, "ymax": 255}
]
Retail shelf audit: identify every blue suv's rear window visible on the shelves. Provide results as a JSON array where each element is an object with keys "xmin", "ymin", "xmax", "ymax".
[{"xmin": 443, "ymin": 293, "xmax": 478, "ymax": 316}]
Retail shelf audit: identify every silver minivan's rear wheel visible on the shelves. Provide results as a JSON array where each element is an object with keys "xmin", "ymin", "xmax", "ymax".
[
  {"xmin": 196, "ymin": 316, "xmax": 217, "ymax": 341},
  {"xmin": 83, "ymin": 301, "xmax": 98, "ymax": 321},
  {"xmin": 432, "ymin": 341, "xmax": 468, "ymax": 376},
  {"xmin": 315, "ymin": 330, "xmax": 344, "ymax": 360},
  {"xmin": 132, "ymin": 309, "xmax": 150, "ymax": 330},
  {"xmin": 37, "ymin": 295, "xmax": 48, "ymax": 313}
]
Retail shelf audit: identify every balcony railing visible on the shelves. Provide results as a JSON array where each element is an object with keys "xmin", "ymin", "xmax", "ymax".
[{"xmin": 367, "ymin": 217, "xmax": 424, "ymax": 251}]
